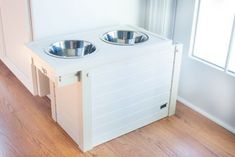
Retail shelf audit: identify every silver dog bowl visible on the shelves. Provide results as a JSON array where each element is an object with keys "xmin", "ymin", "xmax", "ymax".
[
  {"xmin": 45, "ymin": 40, "xmax": 96, "ymax": 58},
  {"xmin": 101, "ymin": 30, "xmax": 149, "ymax": 45}
]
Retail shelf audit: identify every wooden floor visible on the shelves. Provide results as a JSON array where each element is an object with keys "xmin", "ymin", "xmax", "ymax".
[{"xmin": 0, "ymin": 61, "xmax": 234, "ymax": 157}]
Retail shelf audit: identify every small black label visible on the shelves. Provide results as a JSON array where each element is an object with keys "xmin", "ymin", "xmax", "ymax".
[{"xmin": 160, "ymin": 103, "xmax": 167, "ymax": 109}]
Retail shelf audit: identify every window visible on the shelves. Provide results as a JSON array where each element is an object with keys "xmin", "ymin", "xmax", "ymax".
[{"xmin": 192, "ymin": 0, "xmax": 235, "ymax": 73}]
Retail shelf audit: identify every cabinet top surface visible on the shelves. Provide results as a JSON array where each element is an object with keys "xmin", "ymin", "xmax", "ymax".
[{"xmin": 27, "ymin": 25, "xmax": 173, "ymax": 76}]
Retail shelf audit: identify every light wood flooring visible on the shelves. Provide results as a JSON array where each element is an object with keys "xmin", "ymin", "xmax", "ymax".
[{"xmin": 0, "ymin": 61, "xmax": 234, "ymax": 157}]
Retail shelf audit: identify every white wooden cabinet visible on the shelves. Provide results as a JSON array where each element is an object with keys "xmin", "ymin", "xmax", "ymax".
[
  {"xmin": 27, "ymin": 25, "xmax": 183, "ymax": 151},
  {"xmin": 45, "ymin": 48, "xmax": 177, "ymax": 151},
  {"xmin": 46, "ymin": 45, "xmax": 182, "ymax": 151},
  {"xmin": 0, "ymin": 0, "xmax": 35, "ymax": 94}
]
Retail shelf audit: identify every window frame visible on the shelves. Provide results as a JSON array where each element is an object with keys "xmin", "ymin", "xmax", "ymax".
[
  {"xmin": 226, "ymin": 16, "xmax": 235, "ymax": 76},
  {"xmin": 189, "ymin": 0, "xmax": 235, "ymax": 74}
]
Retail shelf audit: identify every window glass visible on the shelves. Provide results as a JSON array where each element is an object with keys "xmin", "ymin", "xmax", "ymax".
[{"xmin": 193, "ymin": 0, "xmax": 235, "ymax": 68}]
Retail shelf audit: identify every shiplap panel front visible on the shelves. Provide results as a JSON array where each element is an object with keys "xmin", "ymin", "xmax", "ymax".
[{"xmin": 90, "ymin": 49, "xmax": 174, "ymax": 146}]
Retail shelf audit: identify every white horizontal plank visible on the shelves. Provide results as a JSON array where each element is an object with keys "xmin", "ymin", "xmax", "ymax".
[
  {"xmin": 93, "ymin": 109, "xmax": 168, "ymax": 146},
  {"xmin": 93, "ymin": 93, "xmax": 170, "ymax": 126},
  {"xmin": 92, "ymin": 76, "xmax": 172, "ymax": 103},
  {"xmin": 92, "ymin": 65, "xmax": 173, "ymax": 91},
  {"xmin": 92, "ymin": 85, "xmax": 170, "ymax": 112},
  {"xmin": 90, "ymin": 47, "xmax": 174, "ymax": 147},
  {"xmin": 91, "ymin": 49, "xmax": 173, "ymax": 77}
]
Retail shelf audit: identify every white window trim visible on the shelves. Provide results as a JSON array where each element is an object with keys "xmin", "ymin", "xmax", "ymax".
[
  {"xmin": 225, "ymin": 16, "xmax": 235, "ymax": 73},
  {"xmin": 189, "ymin": 0, "xmax": 235, "ymax": 74}
]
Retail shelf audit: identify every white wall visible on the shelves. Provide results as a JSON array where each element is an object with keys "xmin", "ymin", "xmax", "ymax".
[
  {"xmin": 0, "ymin": 0, "xmax": 35, "ymax": 94},
  {"xmin": 174, "ymin": 0, "xmax": 235, "ymax": 133},
  {"xmin": 30, "ymin": 0, "xmax": 147, "ymax": 40}
]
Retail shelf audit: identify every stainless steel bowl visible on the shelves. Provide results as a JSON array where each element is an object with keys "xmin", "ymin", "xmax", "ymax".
[
  {"xmin": 45, "ymin": 40, "xmax": 96, "ymax": 58},
  {"xmin": 101, "ymin": 30, "xmax": 149, "ymax": 45}
]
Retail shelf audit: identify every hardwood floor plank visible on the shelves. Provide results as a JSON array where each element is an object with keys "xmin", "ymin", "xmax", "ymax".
[
  {"xmin": 174, "ymin": 103, "xmax": 235, "ymax": 157},
  {"xmin": 0, "ymin": 60, "xmax": 234, "ymax": 157},
  {"xmin": 0, "ymin": 62, "xmax": 86, "ymax": 157},
  {"xmin": 137, "ymin": 119, "xmax": 216, "ymax": 157}
]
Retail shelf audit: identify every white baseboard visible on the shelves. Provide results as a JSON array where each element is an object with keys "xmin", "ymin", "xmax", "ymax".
[
  {"xmin": 177, "ymin": 97, "xmax": 235, "ymax": 134},
  {"xmin": 1, "ymin": 57, "xmax": 34, "ymax": 94}
]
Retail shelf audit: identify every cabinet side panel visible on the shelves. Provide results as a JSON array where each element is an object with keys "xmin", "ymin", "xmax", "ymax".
[{"xmin": 55, "ymin": 82, "xmax": 82, "ymax": 146}]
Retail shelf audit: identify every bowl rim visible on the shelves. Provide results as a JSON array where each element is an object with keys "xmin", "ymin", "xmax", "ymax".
[
  {"xmin": 100, "ymin": 30, "xmax": 149, "ymax": 46},
  {"xmin": 44, "ymin": 40, "xmax": 97, "ymax": 59}
]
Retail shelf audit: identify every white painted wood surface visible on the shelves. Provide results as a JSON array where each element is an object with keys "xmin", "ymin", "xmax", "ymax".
[
  {"xmin": 169, "ymin": 43, "xmax": 183, "ymax": 116},
  {"xmin": 80, "ymin": 71, "xmax": 93, "ymax": 151},
  {"xmin": 35, "ymin": 68, "xmax": 50, "ymax": 96},
  {"xmin": 54, "ymin": 81, "xmax": 83, "ymax": 146},
  {"xmin": 90, "ymin": 48, "xmax": 174, "ymax": 146}
]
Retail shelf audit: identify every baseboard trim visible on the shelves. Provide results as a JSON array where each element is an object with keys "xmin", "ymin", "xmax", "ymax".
[
  {"xmin": 177, "ymin": 96, "xmax": 235, "ymax": 134},
  {"xmin": 1, "ymin": 57, "xmax": 34, "ymax": 94}
]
